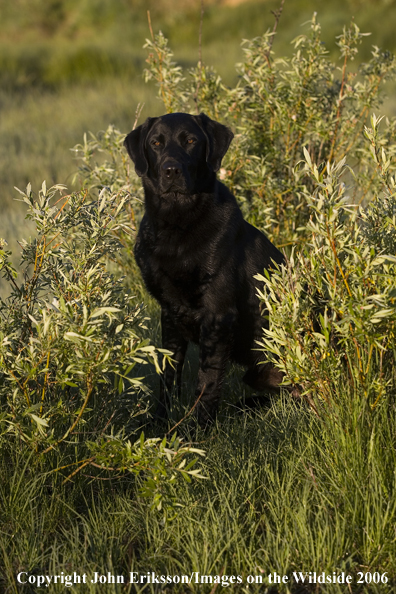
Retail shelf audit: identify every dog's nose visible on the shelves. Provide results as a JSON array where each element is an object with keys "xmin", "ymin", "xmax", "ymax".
[{"xmin": 162, "ymin": 162, "xmax": 182, "ymax": 181}]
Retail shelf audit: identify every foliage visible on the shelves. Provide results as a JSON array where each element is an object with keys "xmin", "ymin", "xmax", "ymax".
[
  {"xmin": 71, "ymin": 120, "xmax": 149, "ymax": 289},
  {"xmin": 70, "ymin": 14, "xmax": 396, "ymax": 248},
  {"xmin": 137, "ymin": 19, "xmax": 396, "ymax": 584},
  {"xmin": 72, "ymin": 124, "xmax": 139, "ymax": 195},
  {"xmin": 257, "ymin": 114, "xmax": 396, "ymax": 415},
  {"xmin": 0, "ymin": 181, "xmax": 205, "ymax": 516}
]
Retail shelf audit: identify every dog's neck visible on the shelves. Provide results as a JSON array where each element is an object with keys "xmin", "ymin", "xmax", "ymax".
[{"xmin": 142, "ymin": 180, "xmax": 219, "ymax": 231}]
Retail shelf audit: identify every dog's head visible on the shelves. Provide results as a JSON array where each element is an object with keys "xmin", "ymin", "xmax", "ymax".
[{"xmin": 124, "ymin": 112, "xmax": 233, "ymax": 197}]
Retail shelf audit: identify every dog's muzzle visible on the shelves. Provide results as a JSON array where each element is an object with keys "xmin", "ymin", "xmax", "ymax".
[{"xmin": 160, "ymin": 160, "xmax": 190, "ymax": 193}]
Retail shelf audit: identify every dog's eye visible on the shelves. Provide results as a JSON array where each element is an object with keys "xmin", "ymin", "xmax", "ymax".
[
  {"xmin": 186, "ymin": 138, "xmax": 196, "ymax": 145},
  {"xmin": 152, "ymin": 140, "xmax": 161, "ymax": 147}
]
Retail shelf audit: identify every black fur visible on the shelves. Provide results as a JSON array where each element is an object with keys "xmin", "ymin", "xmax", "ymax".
[{"xmin": 124, "ymin": 112, "xmax": 284, "ymax": 425}]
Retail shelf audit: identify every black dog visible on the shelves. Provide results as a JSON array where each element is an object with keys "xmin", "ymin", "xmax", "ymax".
[{"xmin": 124, "ymin": 112, "xmax": 284, "ymax": 425}]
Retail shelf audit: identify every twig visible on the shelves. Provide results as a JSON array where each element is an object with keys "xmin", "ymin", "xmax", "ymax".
[
  {"xmin": 9, "ymin": 369, "xmax": 31, "ymax": 408},
  {"xmin": 147, "ymin": 10, "xmax": 154, "ymax": 41},
  {"xmin": 3, "ymin": 267, "xmax": 22, "ymax": 296},
  {"xmin": 198, "ymin": 0, "xmax": 204, "ymax": 68},
  {"xmin": 39, "ymin": 351, "xmax": 51, "ymax": 417},
  {"xmin": 54, "ymin": 193, "xmax": 72, "ymax": 219},
  {"xmin": 209, "ymin": 567, "xmax": 225, "ymax": 594},
  {"xmin": 90, "ymin": 461, "xmax": 115, "ymax": 471},
  {"xmin": 0, "ymin": 238, "xmax": 22, "ymax": 295},
  {"xmin": 166, "ymin": 384, "xmax": 206, "ymax": 436},
  {"xmin": 48, "ymin": 457, "xmax": 97, "ymax": 475},
  {"xmin": 146, "ymin": 10, "xmax": 170, "ymax": 111},
  {"xmin": 81, "ymin": 473, "xmax": 125, "ymax": 481},
  {"xmin": 61, "ymin": 456, "xmax": 96, "ymax": 485},
  {"xmin": 194, "ymin": 0, "xmax": 205, "ymax": 113},
  {"xmin": 133, "ymin": 103, "xmax": 144, "ymax": 130},
  {"xmin": 329, "ymin": 52, "xmax": 348, "ymax": 162},
  {"xmin": 265, "ymin": 0, "xmax": 286, "ymax": 59},
  {"xmin": 49, "ymin": 411, "xmax": 117, "ymax": 484},
  {"xmin": 41, "ymin": 379, "xmax": 94, "ymax": 455}
]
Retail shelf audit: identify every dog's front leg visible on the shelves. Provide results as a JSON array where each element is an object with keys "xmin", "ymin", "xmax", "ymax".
[
  {"xmin": 195, "ymin": 312, "xmax": 235, "ymax": 426},
  {"xmin": 158, "ymin": 308, "xmax": 188, "ymax": 419}
]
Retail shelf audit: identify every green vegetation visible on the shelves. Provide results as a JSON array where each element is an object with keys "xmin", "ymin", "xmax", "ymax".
[
  {"xmin": 259, "ymin": 118, "xmax": 396, "ymax": 408},
  {"xmin": 4, "ymin": 397, "xmax": 394, "ymax": 593},
  {"xmin": 0, "ymin": 179, "xmax": 206, "ymax": 515},
  {"xmin": 2, "ymin": 1, "xmax": 396, "ymax": 592}
]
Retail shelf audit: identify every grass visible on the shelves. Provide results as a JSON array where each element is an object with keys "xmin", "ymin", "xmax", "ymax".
[{"xmin": 2, "ymin": 385, "xmax": 396, "ymax": 592}]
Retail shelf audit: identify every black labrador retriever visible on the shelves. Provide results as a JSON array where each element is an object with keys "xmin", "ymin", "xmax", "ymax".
[{"xmin": 124, "ymin": 112, "xmax": 284, "ymax": 425}]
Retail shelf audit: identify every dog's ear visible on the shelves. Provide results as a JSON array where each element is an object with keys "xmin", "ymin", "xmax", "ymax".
[
  {"xmin": 124, "ymin": 117, "xmax": 157, "ymax": 177},
  {"xmin": 194, "ymin": 113, "xmax": 234, "ymax": 172}
]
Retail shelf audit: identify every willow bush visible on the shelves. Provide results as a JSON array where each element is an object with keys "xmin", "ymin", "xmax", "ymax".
[
  {"xmin": 257, "ymin": 114, "xmax": 396, "ymax": 414},
  {"xmin": 0, "ymin": 182, "xmax": 205, "ymax": 516}
]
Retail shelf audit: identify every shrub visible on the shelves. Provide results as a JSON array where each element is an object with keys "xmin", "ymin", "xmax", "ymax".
[
  {"xmin": 138, "ymin": 12, "xmax": 396, "ymax": 425},
  {"xmin": 2, "ymin": 6, "xmax": 396, "ymax": 584},
  {"xmin": 0, "ymin": 181, "xmax": 205, "ymax": 516},
  {"xmin": 257, "ymin": 114, "xmax": 396, "ymax": 413}
]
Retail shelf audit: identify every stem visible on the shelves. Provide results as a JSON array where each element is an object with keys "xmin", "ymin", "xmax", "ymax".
[
  {"xmin": 147, "ymin": 10, "xmax": 170, "ymax": 112},
  {"xmin": 147, "ymin": 10, "xmax": 154, "ymax": 41},
  {"xmin": 327, "ymin": 223, "xmax": 352, "ymax": 297},
  {"xmin": 198, "ymin": 0, "xmax": 204, "ymax": 68},
  {"xmin": 9, "ymin": 369, "xmax": 31, "ymax": 408},
  {"xmin": 265, "ymin": 0, "xmax": 286, "ymax": 60},
  {"xmin": 166, "ymin": 385, "xmax": 206, "ymax": 436},
  {"xmin": 61, "ymin": 456, "xmax": 96, "ymax": 485},
  {"xmin": 40, "ymin": 351, "xmax": 51, "ymax": 417},
  {"xmin": 53, "ymin": 193, "xmax": 72, "ymax": 220},
  {"xmin": 329, "ymin": 52, "xmax": 348, "ymax": 162},
  {"xmin": 41, "ymin": 378, "xmax": 94, "ymax": 455},
  {"xmin": 5, "ymin": 268, "xmax": 22, "ymax": 295},
  {"xmin": 194, "ymin": 0, "xmax": 205, "ymax": 113}
]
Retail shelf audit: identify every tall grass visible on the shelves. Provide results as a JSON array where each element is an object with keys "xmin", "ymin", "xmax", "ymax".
[{"xmin": 2, "ymin": 392, "xmax": 395, "ymax": 592}]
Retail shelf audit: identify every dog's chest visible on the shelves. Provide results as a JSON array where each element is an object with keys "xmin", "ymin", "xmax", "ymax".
[
  {"xmin": 155, "ymin": 251, "xmax": 212, "ymax": 307},
  {"xmin": 136, "ymin": 227, "xmax": 214, "ymax": 306}
]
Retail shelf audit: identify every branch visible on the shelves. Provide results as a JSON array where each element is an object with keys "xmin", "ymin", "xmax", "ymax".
[
  {"xmin": 166, "ymin": 384, "xmax": 206, "ymax": 435},
  {"xmin": 41, "ymin": 378, "xmax": 94, "ymax": 455},
  {"xmin": 194, "ymin": 0, "xmax": 205, "ymax": 113},
  {"xmin": 198, "ymin": 0, "xmax": 204, "ymax": 68},
  {"xmin": 265, "ymin": 0, "xmax": 286, "ymax": 59}
]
